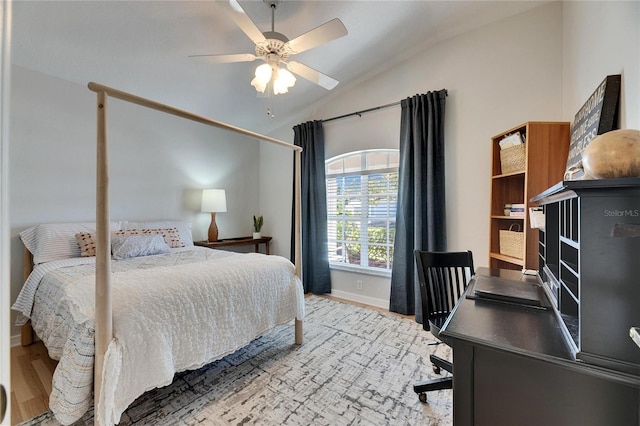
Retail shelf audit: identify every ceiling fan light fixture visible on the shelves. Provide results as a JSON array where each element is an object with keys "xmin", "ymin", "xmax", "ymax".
[
  {"xmin": 251, "ymin": 63, "xmax": 273, "ymax": 93},
  {"xmin": 273, "ymin": 68, "xmax": 296, "ymax": 95},
  {"xmin": 197, "ymin": 1, "xmax": 347, "ymax": 95},
  {"xmin": 250, "ymin": 76, "xmax": 267, "ymax": 93},
  {"xmin": 251, "ymin": 62, "xmax": 296, "ymax": 95}
]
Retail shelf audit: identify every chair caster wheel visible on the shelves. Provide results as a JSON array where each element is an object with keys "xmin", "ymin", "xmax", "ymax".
[
  {"xmin": 418, "ymin": 392, "xmax": 427, "ymax": 403},
  {"xmin": 433, "ymin": 365, "xmax": 441, "ymax": 374}
]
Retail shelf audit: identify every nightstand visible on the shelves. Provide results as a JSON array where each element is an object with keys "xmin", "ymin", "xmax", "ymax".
[{"xmin": 194, "ymin": 236, "xmax": 272, "ymax": 254}]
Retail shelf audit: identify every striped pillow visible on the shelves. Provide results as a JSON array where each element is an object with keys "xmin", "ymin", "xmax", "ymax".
[{"xmin": 20, "ymin": 222, "xmax": 119, "ymax": 264}]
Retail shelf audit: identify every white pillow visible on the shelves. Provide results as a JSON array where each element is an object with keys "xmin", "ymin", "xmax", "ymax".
[
  {"xmin": 111, "ymin": 234, "xmax": 171, "ymax": 260},
  {"xmin": 122, "ymin": 220, "xmax": 193, "ymax": 246},
  {"xmin": 20, "ymin": 222, "xmax": 120, "ymax": 264}
]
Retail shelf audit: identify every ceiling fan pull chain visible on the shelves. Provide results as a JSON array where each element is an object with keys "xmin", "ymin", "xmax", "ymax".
[{"xmin": 266, "ymin": 100, "xmax": 276, "ymax": 118}]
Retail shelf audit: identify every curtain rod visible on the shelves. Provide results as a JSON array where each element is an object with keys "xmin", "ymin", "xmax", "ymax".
[
  {"xmin": 321, "ymin": 90, "xmax": 448, "ymax": 124},
  {"xmin": 321, "ymin": 100, "xmax": 401, "ymax": 124}
]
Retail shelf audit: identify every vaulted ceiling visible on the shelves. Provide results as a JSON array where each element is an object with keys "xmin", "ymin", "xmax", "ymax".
[{"xmin": 11, "ymin": 1, "xmax": 546, "ymax": 134}]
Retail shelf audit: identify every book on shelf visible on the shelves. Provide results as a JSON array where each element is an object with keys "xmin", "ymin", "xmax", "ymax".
[{"xmin": 509, "ymin": 203, "xmax": 525, "ymax": 216}]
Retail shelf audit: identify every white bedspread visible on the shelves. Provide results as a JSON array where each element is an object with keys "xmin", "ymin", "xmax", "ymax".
[{"xmin": 12, "ymin": 247, "xmax": 304, "ymax": 426}]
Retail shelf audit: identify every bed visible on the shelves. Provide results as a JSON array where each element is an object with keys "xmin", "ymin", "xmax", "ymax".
[
  {"xmin": 13, "ymin": 82, "xmax": 305, "ymax": 426},
  {"xmin": 13, "ymin": 221, "xmax": 304, "ymax": 425}
]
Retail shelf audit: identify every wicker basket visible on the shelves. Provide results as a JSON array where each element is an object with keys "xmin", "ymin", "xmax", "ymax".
[
  {"xmin": 499, "ymin": 224, "xmax": 524, "ymax": 259},
  {"xmin": 500, "ymin": 144, "xmax": 526, "ymax": 174}
]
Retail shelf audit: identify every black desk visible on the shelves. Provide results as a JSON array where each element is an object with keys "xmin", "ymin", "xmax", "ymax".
[{"xmin": 440, "ymin": 268, "xmax": 640, "ymax": 426}]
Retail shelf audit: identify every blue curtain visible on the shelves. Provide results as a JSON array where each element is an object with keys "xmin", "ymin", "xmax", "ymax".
[
  {"xmin": 291, "ymin": 120, "xmax": 331, "ymax": 294},
  {"xmin": 389, "ymin": 90, "xmax": 448, "ymax": 322}
]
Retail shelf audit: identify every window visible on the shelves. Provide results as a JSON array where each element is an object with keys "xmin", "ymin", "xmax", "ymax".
[{"xmin": 326, "ymin": 150, "xmax": 398, "ymax": 275}]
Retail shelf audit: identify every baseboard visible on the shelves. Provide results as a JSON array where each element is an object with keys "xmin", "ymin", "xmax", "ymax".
[
  {"xmin": 11, "ymin": 334, "xmax": 21, "ymax": 347},
  {"xmin": 11, "ymin": 333, "xmax": 40, "ymax": 347},
  {"xmin": 330, "ymin": 290, "xmax": 388, "ymax": 310}
]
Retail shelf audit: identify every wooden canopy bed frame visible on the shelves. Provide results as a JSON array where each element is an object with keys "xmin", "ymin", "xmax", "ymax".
[{"xmin": 20, "ymin": 82, "xmax": 303, "ymax": 425}]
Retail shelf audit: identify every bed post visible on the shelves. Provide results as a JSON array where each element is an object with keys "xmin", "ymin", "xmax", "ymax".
[
  {"xmin": 95, "ymin": 90, "xmax": 113, "ymax": 416},
  {"xmin": 294, "ymin": 149, "xmax": 303, "ymax": 345},
  {"xmin": 86, "ymin": 82, "xmax": 305, "ymax": 356}
]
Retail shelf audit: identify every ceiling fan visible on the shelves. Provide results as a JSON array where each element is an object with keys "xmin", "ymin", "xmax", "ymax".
[{"xmin": 190, "ymin": 0, "xmax": 348, "ymax": 94}]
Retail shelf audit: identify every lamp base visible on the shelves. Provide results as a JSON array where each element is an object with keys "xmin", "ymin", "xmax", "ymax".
[{"xmin": 208, "ymin": 212, "xmax": 219, "ymax": 242}]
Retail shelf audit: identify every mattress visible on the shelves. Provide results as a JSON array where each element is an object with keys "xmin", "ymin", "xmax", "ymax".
[{"xmin": 13, "ymin": 246, "xmax": 304, "ymax": 425}]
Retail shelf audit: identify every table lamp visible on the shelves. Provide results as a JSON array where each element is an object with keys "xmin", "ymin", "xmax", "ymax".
[{"xmin": 201, "ymin": 189, "xmax": 227, "ymax": 242}]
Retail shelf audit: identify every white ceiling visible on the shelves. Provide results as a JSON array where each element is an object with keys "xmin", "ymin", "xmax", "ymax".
[{"xmin": 11, "ymin": 0, "xmax": 547, "ymax": 134}]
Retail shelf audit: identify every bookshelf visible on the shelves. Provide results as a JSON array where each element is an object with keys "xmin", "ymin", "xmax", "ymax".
[{"xmin": 489, "ymin": 122, "xmax": 570, "ymax": 270}]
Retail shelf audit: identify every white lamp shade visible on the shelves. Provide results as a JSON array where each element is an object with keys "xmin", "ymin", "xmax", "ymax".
[
  {"xmin": 273, "ymin": 68, "xmax": 296, "ymax": 95},
  {"xmin": 201, "ymin": 189, "xmax": 227, "ymax": 212},
  {"xmin": 251, "ymin": 63, "xmax": 273, "ymax": 93},
  {"xmin": 250, "ymin": 63, "xmax": 296, "ymax": 95},
  {"xmin": 255, "ymin": 63, "xmax": 273, "ymax": 81},
  {"xmin": 251, "ymin": 76, "xmax": 267, "ymax": 93}
]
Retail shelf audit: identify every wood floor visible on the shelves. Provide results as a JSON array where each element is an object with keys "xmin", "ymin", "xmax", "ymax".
[
  {"xmin": 10, "ymin": 339, "xmax": 57, "ymax": 425},
  {"xmin": 9, "ymin": 294, "xmax": 413, "ymax": 425}
]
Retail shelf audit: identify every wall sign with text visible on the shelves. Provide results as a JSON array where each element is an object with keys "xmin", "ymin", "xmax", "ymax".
[{"xmin": 565, "ymin": 74, "xmax": 621, "ymax": 180}]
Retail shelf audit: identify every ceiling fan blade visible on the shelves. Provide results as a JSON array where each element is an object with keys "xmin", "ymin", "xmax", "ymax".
[
  {"xmin": 219, "ymin": 0, "xmax": 266, "ymax": 45},
  {"xmin": 188, "ymin": 53, "xmax": 257, "ymax": 64},
  {"xmin": 286, "ymin": 18, "xmax": 348, "ymax": 54},
  {"xmin": 287, "ymin": 61, "xmax": 339, "ymax": 90}
]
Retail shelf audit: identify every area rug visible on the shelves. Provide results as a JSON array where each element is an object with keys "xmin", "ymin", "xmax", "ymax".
[{"xmin": 20, "ymin": 296, "xmax": 452, "ymax": 425}]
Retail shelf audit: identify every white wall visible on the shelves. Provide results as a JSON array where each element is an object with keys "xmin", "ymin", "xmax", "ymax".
[
  {"xmin": 562, "ymin": 1, "xmax": 639, "ymax": 129},
  {"xmin": 261, "ymin": 2, "xmax": 565, "ymax": 307},
  {"xmin": 258, "ymin": 129, "xmax": 295, "ymax": 259},
  {"xmin": 9, "ymin": 67, "xmax": 262, "ymax": 337}
]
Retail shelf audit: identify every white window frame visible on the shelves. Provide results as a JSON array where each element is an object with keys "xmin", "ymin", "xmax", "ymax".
[{"xmin": 326, "ymin": 149, "xmax": 398, "ymax": 277}]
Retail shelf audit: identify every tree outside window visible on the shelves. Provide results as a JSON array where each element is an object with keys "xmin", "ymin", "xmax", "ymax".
[{"xmin": 326, "ymin": 150, "xmax": 398, "ymax": 273}]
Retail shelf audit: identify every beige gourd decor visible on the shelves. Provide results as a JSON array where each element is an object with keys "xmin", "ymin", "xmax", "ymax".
[{"xmin": 582, "ymin": 129, "xmax": 640, "ymax": 179}]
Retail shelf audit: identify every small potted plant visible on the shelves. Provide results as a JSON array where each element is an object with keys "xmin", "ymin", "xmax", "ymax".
[{"xmin": 253, "ymin": 215, "xmax": 263, "ymax": 239}]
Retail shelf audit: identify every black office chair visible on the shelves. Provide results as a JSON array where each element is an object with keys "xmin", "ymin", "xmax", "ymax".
[{"xmin": 413, "ymin": 250, "xmax": 475, "ymax": 403}]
